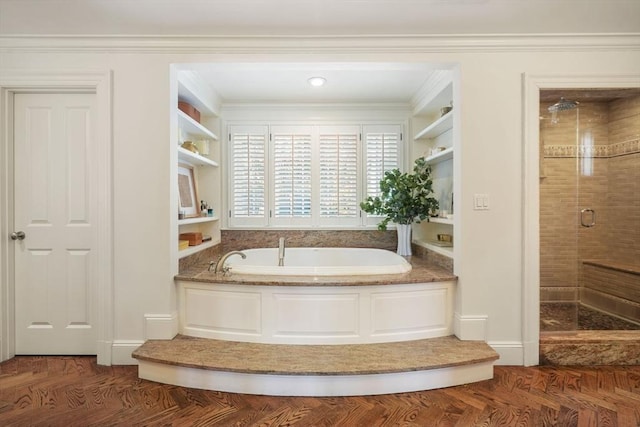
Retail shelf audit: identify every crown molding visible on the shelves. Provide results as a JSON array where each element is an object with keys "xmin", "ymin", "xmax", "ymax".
[{"xmin": 1, "ymin": 33, "xmax": 639, "ymax": 54}]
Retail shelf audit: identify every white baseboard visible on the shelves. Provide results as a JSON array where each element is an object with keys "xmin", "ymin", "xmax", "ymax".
[
  {"xmin": 96, "ymin": 340, "xmax": 113, "ymax": 365},
  {"xmin": 454, "ymin": 313, "xmax": 488, "ymax": 341},
  {"xmin": 111, "ymin": 340, "xmax": 144, "ymax": 365},
  {"xmin": 106, "ymin": 314, "xmax": 177, "ymax": 366},
  {"xmin": 488, "ymin": 341, "xmax": 524, "ymax": 365},
  {"xmin": 144, "ymin": 312, "xmax": 178, "ymax": 340},
  {"xmin": 522, "ymin": 339, "xmax": 540, "ymax": 366}
]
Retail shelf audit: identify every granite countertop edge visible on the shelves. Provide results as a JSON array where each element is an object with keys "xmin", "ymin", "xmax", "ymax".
[{"xmin": 175, "ymin": 256, "xmax": 457, "ymax": 286}]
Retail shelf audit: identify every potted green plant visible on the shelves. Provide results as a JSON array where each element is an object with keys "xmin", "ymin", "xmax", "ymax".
[{"xmin": 360, "ymin": 157, "xmax": 439, "ymax": 256}]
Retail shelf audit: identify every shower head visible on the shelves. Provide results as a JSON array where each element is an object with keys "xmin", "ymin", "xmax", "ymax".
[{"xmin": 548, "ymin": 97, "xmax": 579, "ymax": 113}]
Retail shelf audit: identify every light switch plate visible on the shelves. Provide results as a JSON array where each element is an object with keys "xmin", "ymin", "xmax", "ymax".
[{"xmin": 474, "ymin": 194, "xmax": 489, "ymax": 210}]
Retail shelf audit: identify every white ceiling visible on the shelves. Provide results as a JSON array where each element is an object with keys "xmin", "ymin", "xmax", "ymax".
[
  {"xmin": 1, "ymin": 0, "xmax": 639, "ymax": 36},
  {"xmin": 189, "ymin": 62, "xmax": 444, "ymax": 105}
]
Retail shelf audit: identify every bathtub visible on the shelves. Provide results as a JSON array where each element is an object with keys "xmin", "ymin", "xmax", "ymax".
[{"xmin": 224, "ymin": 247, "xmax": 412, "ymax": 276}]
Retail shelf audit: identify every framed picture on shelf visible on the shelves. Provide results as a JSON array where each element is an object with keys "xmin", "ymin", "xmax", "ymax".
[{"xmin": 178, "ymin": 164, "xmax": 200, "ymax": 218}]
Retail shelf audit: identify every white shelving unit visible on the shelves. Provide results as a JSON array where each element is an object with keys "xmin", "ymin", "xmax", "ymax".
[
  {"xmin": 428, "ymin": 217, "xmax": 453, "ymax": 225},
  {"xmin": 413, "ymin": 240, "xmax": 453, "ymax": 258},
  {"xmin": 178, "ymin": 240, "xmax": 218, "ymax": 259},
  {"xmin": 412, "ymin": 72, "xmax": 455, "ymax": 260},
  {"xmin": 176, "ymin": 71, "xmax": 222, "ymax": 260},
  {"xmin": 423, "ymin": 146, "xmax": 453, "ymax": 166},
  {"xmin": 178, "ymin": 216, "xmax": 220, "ymax": 226},
  {"xmin": 178, "ymin": 110, "xmax": 218, "ymax": 141},
  {"xmin": 414, "ymin": 111, "xmax": 453, "ymax": 140},
  {"xmin": 178, "ymin": 146, "xmax": 219, "ymax": 167}
]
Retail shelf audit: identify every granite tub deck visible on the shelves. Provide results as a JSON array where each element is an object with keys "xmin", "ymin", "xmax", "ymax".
[
  {"xmin": 175, "ymin": 255, "xmax": 456, "ymax": 286},
  {"xmin": 133, "ymin": 335, "xmax": 499, "ymax": 396}
]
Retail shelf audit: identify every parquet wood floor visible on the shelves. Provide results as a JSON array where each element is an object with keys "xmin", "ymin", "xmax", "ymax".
[{"xmin": 1, "ymin": 356, "xmax": 639, "ymax": 426}]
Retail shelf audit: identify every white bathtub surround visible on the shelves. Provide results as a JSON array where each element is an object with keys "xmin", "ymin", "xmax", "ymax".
[
  {"xmin": 224, "ymin": 247, "xmax": 411, "ymax": 276},
  {"xmin": 177, "ymin": 281, "xmax": 454, "ymax": 345}
]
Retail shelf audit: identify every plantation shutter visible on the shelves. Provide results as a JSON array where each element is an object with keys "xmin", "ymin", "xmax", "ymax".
[
  {"xmin": 363, "ymin": 124, "xmax": 403, "ymax": 225},
  {"xmin": 318, "ymin": 125, "xmax": 360, "ymax": 225},
  {"xmin": 271, "ymin": 126, "xmax": 312, "ymax": 226},
  {"xmin": 228, "ymin": 125, "xmax": 268, "ymax": 227},
  {"xmin": 364, "ymin": 124, "xmax": 401, "ymax": 198}
]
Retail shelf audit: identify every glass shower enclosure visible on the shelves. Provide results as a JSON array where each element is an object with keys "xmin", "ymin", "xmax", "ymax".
[{"xmin": 539, "ymin": 89, "xmax": 640, "ymax": 333}]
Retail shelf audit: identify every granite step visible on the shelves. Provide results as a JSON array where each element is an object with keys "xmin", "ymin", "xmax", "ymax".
[{"xmin": 133, "ymin": 335, "xmax": 499, "ymax": 396}]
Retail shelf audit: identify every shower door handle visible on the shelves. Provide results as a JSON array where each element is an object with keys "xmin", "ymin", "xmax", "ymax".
[{"xmin": 580, "ymin": 209, "xmax": 596, "ymax": 227}]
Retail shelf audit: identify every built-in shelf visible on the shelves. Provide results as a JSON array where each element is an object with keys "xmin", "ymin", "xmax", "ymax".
[
  {"xmin": 178, "ymin": 216, "xmax": 219, "ymax": 226},
  {"xmin": 428, "ymin": 217, "xmax": 453, "ymax": 225},
  {"xmin": 414, "ymin": 111, "xmax": 453, "ymax": 140},
  {"xmin": 178, "ymin": 110, "xmax": 219, "ymax": 140},
  {"xmin": 178, "ymin": 240, "xmax": 218, "ymax": 259},
  {"xmin": 178, "ymin": 146, "xmax": 219, "ymax": 167},
  {"xmin": 413, "ymin": 239, "xmax": 453, "ymax": 259},
  {"xmin": 423, "ymin": 147, "xmax": 453, "ymax": 166}
]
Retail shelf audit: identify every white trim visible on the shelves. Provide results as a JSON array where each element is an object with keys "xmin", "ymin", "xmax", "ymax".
[
  {"xmin": 521, "ymin": 73, "xmax": 640, "ymax": 367},
  {"xmin": 0, "ymin": 69, "xmax": 114, "ymax": 365},
  {"xmin": 111, "ymin": 340, "xmax": 144, "ymax": 365},
  {"xmin": 138, "ymin": 359, "xmax": 495, "ymax": 397},
  {"xmin": 0, "ymin": 86, "xmax": 15, "ymax": 362},
  {"xmin": 411, "ymin": 70, "xmax": 452, "ymax": 115},
  {"xmin": 453, "ymin": 313, "xmax": 488, "ymax": 341},
  {"xmin": 144, "ymin": 313, "xmax": 178, "ymax": 340},
  {"xmin": 489, "ymin": 341, "xmax": 524, "ymax": 366},
  {"xmin": 1, "ymin": 34, "xmax": 639, "ymax": 53}
]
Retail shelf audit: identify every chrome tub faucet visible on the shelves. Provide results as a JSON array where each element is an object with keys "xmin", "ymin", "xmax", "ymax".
[{"xmin": 209, "ymin": 250, "xmax": 246, "ymax": 274}]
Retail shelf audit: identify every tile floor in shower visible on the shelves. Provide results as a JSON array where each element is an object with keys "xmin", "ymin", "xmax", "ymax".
[{"xmin": 540, "ymin": 303, "xmax": 640, "ymax": 332}]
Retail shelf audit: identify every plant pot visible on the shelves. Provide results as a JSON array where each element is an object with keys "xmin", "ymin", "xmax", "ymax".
[{"xmin": 396, "ymin": 224, "xmax": 412, "ymax": 256}]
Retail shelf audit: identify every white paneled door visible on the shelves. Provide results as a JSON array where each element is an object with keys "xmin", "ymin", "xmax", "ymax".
[{"xmin": 13, "ymin": 93, "xmax": 98, "ymax": 354}]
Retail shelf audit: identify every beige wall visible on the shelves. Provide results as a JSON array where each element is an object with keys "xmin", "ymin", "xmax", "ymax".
[
  {"xmin": 1, "ymin": 35, "xmax": 639, "ymax": 364},
  {"xmin": 540, "ymin": 95, "xmax": 640, "ymax": 303}
]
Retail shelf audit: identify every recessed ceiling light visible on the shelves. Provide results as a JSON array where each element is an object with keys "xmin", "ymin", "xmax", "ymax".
[{"xmin": 308, "ymin": 77, "xmax": 326, "ymax": 87}]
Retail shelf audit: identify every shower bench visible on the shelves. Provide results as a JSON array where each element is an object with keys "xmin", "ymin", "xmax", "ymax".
[{"xmin": 581, "ymin": 260, "xmax": 640, "ymax": 324}]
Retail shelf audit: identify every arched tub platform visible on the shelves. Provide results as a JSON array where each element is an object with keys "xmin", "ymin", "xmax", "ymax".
[{"xmin": 134, "ymin": 250, "xmax": 499, "ymax": 396}]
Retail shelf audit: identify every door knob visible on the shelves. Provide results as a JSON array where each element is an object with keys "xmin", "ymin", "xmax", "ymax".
[{"xmin": 10, "ymin": 231, "xmax": 26, "ymax": 241}]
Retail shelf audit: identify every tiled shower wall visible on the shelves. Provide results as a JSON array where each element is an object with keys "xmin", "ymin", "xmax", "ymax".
[{"xmin": 540, "ymin": 95, "xmax": 640, "ymax": 303}]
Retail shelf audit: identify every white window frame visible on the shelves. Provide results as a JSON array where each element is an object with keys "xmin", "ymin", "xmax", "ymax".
[
  {"xmin": 226, "ymin": 121, "xmax": 404, "ymax": 229},
  {"xmin": 362, "ymin": 123, "xmax": 404, "ymax": 227},
  {"xmin": 270, "ymin": 125, "xmax": 314, "ymax": 227},
  {"xmin": 317, "ymin": 124, "xmax": 362, "ymax": 227},
  {"xmin": 227, "ymin": 124, "xmax": 269, "ymax": 228}
]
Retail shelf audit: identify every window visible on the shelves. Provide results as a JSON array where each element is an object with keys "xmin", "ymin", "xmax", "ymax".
[
  {"xmin": 228, "ymin": 125, "xmax": 268, "ymax": 227},
  {"xmin": 228, "ymin": 123, "xmax": 402, "ymax": 228},
  {"xmin": 363, "ymin": 124, "xmax": 402, "ymax": 226},
  {"xmin": 271, "ymin": 126, "xmax": 312, "ymax": 226},
  {"xmin": 318, "ymin": 126, "xmax": 360, "ymax": 225},
  {"xmin": 364, "ymin": 124, "xmax": 401, "ymax": 199}
]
